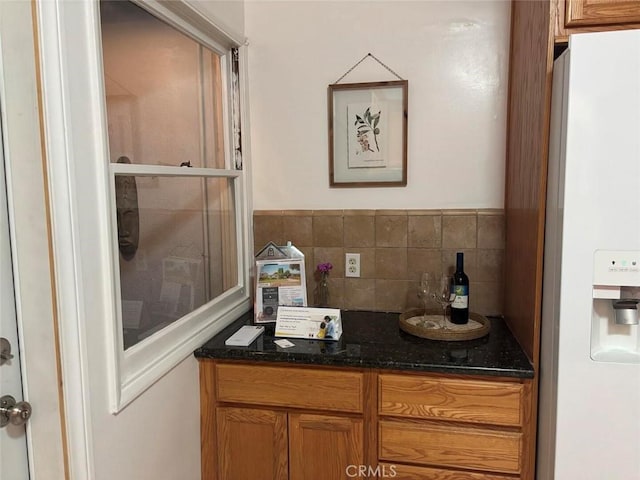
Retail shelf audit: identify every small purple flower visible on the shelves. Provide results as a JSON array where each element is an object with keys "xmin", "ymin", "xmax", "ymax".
[{"xmin": 317, "ymin": 262, "xmax": 333, "ymax": 274}]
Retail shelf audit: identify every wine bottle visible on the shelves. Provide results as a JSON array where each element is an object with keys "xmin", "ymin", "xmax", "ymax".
[{"xmin": 450, "ymin": 252, "xmax": 469, "ymax": 324}]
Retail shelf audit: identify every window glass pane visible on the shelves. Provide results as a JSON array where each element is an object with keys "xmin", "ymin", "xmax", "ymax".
[
  {"xmin": 116, "ymin": 174, "xmax": 238, "ymax": 349},
  {"xmin": 100, "ymin": 0, "xmax": 225, "ymax": 169}
]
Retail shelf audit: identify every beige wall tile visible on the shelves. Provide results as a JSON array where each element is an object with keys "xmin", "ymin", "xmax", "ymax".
[
  {"xmin": 407, "ymin": 210, "xmax": 441, "ymax": 215},
  {"xmin": 375, "ymin": 215, "xmax": 407, "ymax": 247},
  {"xmin": 477, "ymin": 208, "xmax": 503, "ymax": 215},
  {"xmin": 376, "ymin": 209, "xmax": 408, "ymax": 216},
  {"xmin": 375, "ymin": 280, "xmax": 411, "ymax": 312},
  {"xmin": 408, "ymin": 214, "xmax": 442, "ymax": 248},
  {"xmin": 344, "ymin": 279, "xmax": 375, "ymax": 310},
  {"xmin": 442, "ymin": 215, "xmax": 477, "ymax": 249},
  {"xmin": 312, "ymin": 247, "xmax": 345, "ymax": 278},
  {"xmin": 441, "ymin": 209, "xmax": 477, "ymax": 216},
  {"xmin": 253, "ymin": 209, "xmax": 505, "ymax": 315},
  {"xmin": 253, "ymin": 210, "xmax": 283, "ymax": 216},
  {"xmin": 407, "ymin": 248, "xmax": 442, "ymax": 282},
  {"xmin": 404, "ymin": 285, "xmax": 423, "ymax": 310},
  {"xmin": 344, "ymin": 215, "xmax": 375, "ymax": 247},
  {"xmin": 282, "ymin": 215, "xmax": 313, "ymax": 247},
  {"xmin": 253, "ymin": 215, "xmax": 284, "ymax": 253},
  {"xmin": 313, "ymin": 215, "xmax": 344, "ymax": 247},
  {"xmin": 375, "ymin": 248, "xmax": 407, "ymax": 280},
  {"xmin": 476, "ymin": 249, "xmax": 504, "ymax": 282},
  {"xmin": 282, "ymin": 210, "xmax": 313, "ymax": 216},
  {"xmin": 309, "ymin": 277, "xmax": 344, "ymax": 308},
  {"xmin": 312, "ymin": 209, "xmax": 343, "ymax": 216},
  {"xmin": 477, "ymin": 213, "xmax": 505, "ymax": 249},
  {"xmin": 344, "ymin": 210, "xmax": 376, "ymax": 216},
  {"xmin": 326, "ymin": 277, "xmax": 344, "ymax": 309},
  {"xmin": 298, "ymin": 246, "xmax": 315, "ymax": 289},
  {"xmin": 470, "ymin": 281, "xmax": 503, "ymax": 316}
]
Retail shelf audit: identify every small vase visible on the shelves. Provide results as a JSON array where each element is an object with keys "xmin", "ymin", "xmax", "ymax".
[{"xmin": 315, "ymin": 272, "xmax": 330, "ymax": 307}]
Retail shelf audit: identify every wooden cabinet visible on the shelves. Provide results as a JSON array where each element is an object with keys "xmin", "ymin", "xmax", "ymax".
[
  {"xmin": 377, "ymin": 373, "xmax": 531, "ymax": 478},
  {"xmin": 565, "ymin": 0, "xmax": 640, "ymax": 26},
  {"xmin": 215, "ymin": 408, "xmax": 362, "ymax": 480},
  {"xmin": 200, "ymin": 360, "xmax": 367, "ymax": 480},
  {"xmin": 554, "ymin": 0, "xmax": 640, "ymax": 43},
  {"xmin": 200, "ymin": 361, "xmax": 534, "ymax": 480}
]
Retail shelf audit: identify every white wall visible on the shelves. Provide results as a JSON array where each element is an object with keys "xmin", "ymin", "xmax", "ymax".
[
  {"xmin": 246, "ymin": 0, "xmax": 511, "ymax": 210},
  {"xmin": 194, "ymin": 0, "xmax": 245, "ymax": 38},
  {"xmin": 90, "ymin": 357, "xmax": 203, "ymax": 479}
]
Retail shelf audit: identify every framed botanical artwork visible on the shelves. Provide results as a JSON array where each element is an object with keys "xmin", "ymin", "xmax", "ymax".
[{"xmin": 328, "ymin": 80, "xmax": 408, "ymax": 187}]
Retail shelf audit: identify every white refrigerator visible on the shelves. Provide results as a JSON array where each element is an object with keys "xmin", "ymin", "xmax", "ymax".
[{"xmin": 539, "ymin": 30, "xmax": 640, "ymax": 479}]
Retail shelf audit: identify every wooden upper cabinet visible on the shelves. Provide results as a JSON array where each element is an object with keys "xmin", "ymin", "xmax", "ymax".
[
  {"xmin": 555, "ymin": 0, "xmax": 640, "ymax": 41},
  {"xmin": 565, "ymin": 0, "xmax": 640, "ymax": 26}
]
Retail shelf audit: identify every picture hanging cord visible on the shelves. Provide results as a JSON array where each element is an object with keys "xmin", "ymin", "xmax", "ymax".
[{"xmin": 333, "ymin": 53, "xmax": 404, "ymax": 84}]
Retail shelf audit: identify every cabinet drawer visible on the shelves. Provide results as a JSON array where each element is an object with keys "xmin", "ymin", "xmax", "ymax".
[
  {"xmin": 379, "ymin": 374, "xmax": 524, "ymax": 426},
  {"xmin": 379, "ymin": 420, "xmax": 522, "ymax": 474},
  {"xmin": 215, "ymin": 363, "xmax": 363, "ymax": 413},
  {"xmin": 379, "ymin": 463, "xmax": 516, "ymax": 480}
]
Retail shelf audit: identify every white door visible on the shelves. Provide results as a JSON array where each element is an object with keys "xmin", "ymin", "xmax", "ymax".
[{"xmin": 0, "ymin": 133, "xmax": 29, "ymax": 478}]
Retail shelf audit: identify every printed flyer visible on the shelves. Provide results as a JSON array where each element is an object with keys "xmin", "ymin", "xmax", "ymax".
[
  {"xmin": 255, "ymin": 259, "xmax": 307, "ymax": 323},
  {"xmin": 275, "ymin": 306, "xmax": 342, "ymax": 341}
]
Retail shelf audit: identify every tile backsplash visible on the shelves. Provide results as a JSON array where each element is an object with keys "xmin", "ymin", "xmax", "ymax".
[{"xmin": 253, "ymin": 209, "xmax": 504, "ymax": 316}]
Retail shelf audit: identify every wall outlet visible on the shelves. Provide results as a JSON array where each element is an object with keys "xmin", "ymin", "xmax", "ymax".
[{"xmin": 345, "ymin": 253, "xmax": 360, "ymax": 278}]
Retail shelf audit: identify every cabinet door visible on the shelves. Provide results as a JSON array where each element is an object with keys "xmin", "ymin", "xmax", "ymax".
[
  {"xmin": 217, "ymin": 407, "xmax": 288, "ymax": 480},
  {"xmin": 289, "ymin": 413, "xmax": 364, "ymax": 480},
  {"xmin": 565, "ymin": 0, "xmax": 640, "ymax": 27}
]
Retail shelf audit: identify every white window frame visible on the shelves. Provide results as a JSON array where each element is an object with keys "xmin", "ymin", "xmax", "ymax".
[
  {"xmin": 37, "ymin": 0, "xmax": 252, "ymax": 423},
  {"xmin": 103, "ymin": 1, "xmax": 252, "ymax": 411},
  {"xmin": 108, "ymin": 167, "xmax": 248, "ymax": 410}
]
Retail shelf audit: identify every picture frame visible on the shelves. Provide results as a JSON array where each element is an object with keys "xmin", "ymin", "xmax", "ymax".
[{"xmin": 328, "ymin": 80, "xmax": 408, "ymax": 187}]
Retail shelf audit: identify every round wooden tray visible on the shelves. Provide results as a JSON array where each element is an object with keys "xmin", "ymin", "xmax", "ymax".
[{"xmin": 399, "ymin": 308, "xmax": 491, "ymax": 341}]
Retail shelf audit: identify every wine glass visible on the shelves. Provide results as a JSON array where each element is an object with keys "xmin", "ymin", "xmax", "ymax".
[
  {"xmin": 417, "ymin": 273, "xmax": 431, "ymax": 322},
  {"xmin": 432, "ymin": 274, "xmax": 456, "ymax": 329},
  {"xmin": 417, "ymin": 273, "xmax": 441, "ymax": 329}
]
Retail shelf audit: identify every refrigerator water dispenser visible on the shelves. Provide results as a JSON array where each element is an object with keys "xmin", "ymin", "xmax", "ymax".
[{"xmin": 591, "ymin": 250, "xmax": 640, "ymax": 364}]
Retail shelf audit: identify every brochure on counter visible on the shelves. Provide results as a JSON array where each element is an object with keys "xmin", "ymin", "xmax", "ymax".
[
  {"xmin": 275, "ymin": 306, "xmax": 342, "ymax": 341},
  {"xmin": 254, "ymin": 241, "xmax": 307, "ymax": 323},
  {"xmin": 254, "ymin": 258, "xmax": 307, "ymax": 322}
]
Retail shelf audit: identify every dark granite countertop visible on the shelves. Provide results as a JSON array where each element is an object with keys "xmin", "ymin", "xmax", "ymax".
[{"xmin": 194, "ymin": 310, "xmax": 534, "ymax": 379}]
